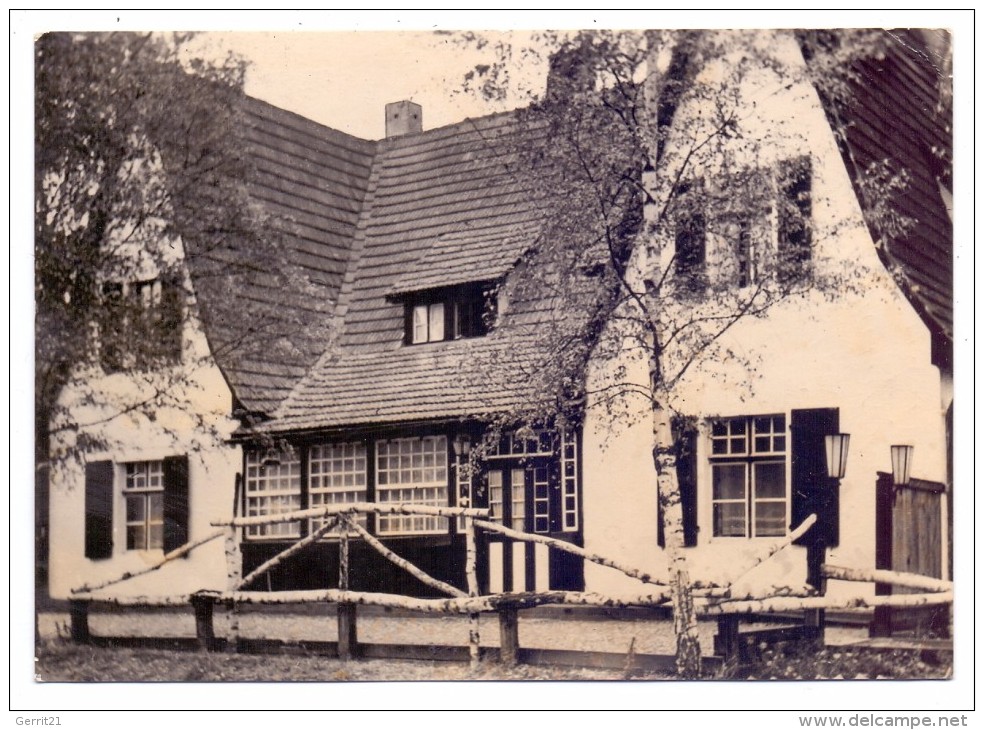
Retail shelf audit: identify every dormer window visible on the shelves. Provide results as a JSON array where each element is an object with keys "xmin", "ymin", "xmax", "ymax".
[{"xmin": 404, "ymin": 284, "xmax": 495, "ymax": 345}]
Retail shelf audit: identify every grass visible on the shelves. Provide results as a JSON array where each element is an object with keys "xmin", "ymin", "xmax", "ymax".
[
  {"xmin": 34, "ymin": 636, "xmax": 951, "ymax": 683},
  {"xmin": 34, "ymin": 638, "xmax": 660, "ymax": 682}
]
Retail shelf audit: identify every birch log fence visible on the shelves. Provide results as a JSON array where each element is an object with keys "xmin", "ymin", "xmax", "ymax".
[{"xmin": 65, "ymin": 504, "xmax": 953, "ymax": 671}]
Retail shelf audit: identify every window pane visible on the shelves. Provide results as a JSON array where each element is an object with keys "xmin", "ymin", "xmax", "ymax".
[
  {"xmin": 149, "ymin": 492, "xmax": 164, "ymax": 519},
  {"xmin": 713, "ymin": 503, "xmax": 746, "ymax": 537},
  {"xmin": 149, "ymin": 523, "xmax": 164, "ymax": 549},
  {"xmin": 126, "ymin": 495, "xmax": 145, "ymax": 522},
  {"xmin": 428, "ymin": 303, "xmax": 445, "ymax": 341},
  {"xmin": 754, "ymin": 502, "xmax": 786, "ymax": 537},
  {"xmin": 712, "ymin": 464, "xmax": 746, "ymax": 500},
  {"xmin": 413, "ymin": 305, "xmax": 428, "ymax": 343},
  {"xmin": 754, "ymin": 462, "xmax": 786, "ymax": 499},
  {"xmin": 127, "ymin": 525, "xmax": 146, "ymax": 551}
]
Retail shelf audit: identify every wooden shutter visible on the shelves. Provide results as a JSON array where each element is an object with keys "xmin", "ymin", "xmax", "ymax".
[
  {"xmin": 163, "ymin": 455, "xmax": 190, "ymax": 553},
  {"xmin": 84, "ymin": 460, "xmax": 114, "ymax": 560},
  {"xmin": 658, "ymin": 418, "xmax": 699, "ymax": 548},
  {"xmin": 790, "ymin": 408, "xmax": 840, "ymax": 548}
]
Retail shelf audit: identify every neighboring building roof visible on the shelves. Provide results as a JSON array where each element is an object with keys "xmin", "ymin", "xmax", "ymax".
[
  {"xmin": 187, "ymin": 95, "xmax": 377, "ymax": 415},
  {"xmin": 809, "ymin": 29, "xmax": 953, "ymax": 367}
]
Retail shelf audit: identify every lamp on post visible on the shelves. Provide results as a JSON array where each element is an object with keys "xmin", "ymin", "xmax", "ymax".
[
  {"xmin": 803, "ymin": 433, "xmax": 850, "ymax": 640},
  {"xmin": 890, "ymin": 444, "xmax": 914, "ymax": 488},
  {"xmin": 824, "ymin": 434, "xmax": 851, "ymax": 480},
  {"xmin": 452, "ymin": 434, "xmax": 471, "ymax": 459}
]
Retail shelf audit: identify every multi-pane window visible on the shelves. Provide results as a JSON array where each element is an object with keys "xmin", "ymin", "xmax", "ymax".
[
  {"xmin": 777, "ymin": 156, "xmax": 813, "ymax": 281},
  {"xmin": 100, "ymin": 277, "xmax": 182, "ymax": 372},
  {"xmin": 710, "ymin": 415, "xmax": 787, "ymax": 538},
  {"xmin": 560, "ymin": 428, "xmax": 579, "ymax": 531},
  {"xmin": 124, "ymin": 461, "xmax": 164, "ymax": 550},
  {"xmin": 309, "ymin": 442, "xmax": 368, "ymax": 533},
  {"xmin": 488, "ymin": 468, "xmax": 526, "ymax": 532},
  {"xmin": 376, "ymin": 436, "xmax": 448, "ymax": 534},
  {"xmin": 244, "ymin": 450, "xmax": 302, "ymax": 538}
]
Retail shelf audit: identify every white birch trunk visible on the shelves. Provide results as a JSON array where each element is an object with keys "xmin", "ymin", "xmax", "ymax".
[{"xmin": 652, "ymin": 402, "xmax": 702, "ymax": 678}]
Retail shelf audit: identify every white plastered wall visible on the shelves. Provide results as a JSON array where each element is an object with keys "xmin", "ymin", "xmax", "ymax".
[
  {"xmin": 47, "ymin": 262, "xmax": 241, "ymax": 600},
  {"xmin": 581, "ymin": 30, "xmax": 947, "ymax": 599}
]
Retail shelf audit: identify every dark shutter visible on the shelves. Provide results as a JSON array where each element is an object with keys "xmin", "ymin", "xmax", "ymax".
[
  {"xmin": 790, "ymin": 408, "xmax": 840, "ymax": 548},
  {"xmin": 658, "ymin": 418, "xmax": 699, "ymax": 548},
  {"xmin": 84, "ymin": 460, "xmax": 114, "ymax": 560},
  {"xmin": 163, "ymin": 455, "xmax": 190, "ymax": 553}
]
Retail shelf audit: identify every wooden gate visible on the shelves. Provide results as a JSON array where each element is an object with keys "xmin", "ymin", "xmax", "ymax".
[{"xmin": 872, "ymin": 472, "xmax": 948, "ymax": 636}]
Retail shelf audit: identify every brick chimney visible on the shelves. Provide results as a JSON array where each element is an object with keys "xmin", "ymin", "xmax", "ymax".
[{"xmin": 385, "ymin": 100, "xmax": 422, "ymax": 138}]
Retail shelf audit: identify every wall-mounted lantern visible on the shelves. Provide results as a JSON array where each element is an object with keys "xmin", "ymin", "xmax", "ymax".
[
  {"xmin": 890, "ymin": 444, "xmax": 914, "ymax": 488},
  {"xmin": 452, "ymin": 434, "xmax": 471, "ymax": 458},
  {"xmin": 824, "ymin": 433, "xmax": 851, "ymax": 480}
]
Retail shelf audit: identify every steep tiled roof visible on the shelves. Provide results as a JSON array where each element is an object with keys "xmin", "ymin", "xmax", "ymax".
[
  {"xmin": 257, "ymin": 111, "xmax": 579, "ymax": 433},
  {"xmin": 190, "ymin": 96, "xmax": 377, "ymax": 415},
  {"xmin": 389, "ymin": 228, "xmax": 530, "ymax": 295},
  {"xmin": 810, "ymin": 30, "xmax": 952, "ymax": 365}
]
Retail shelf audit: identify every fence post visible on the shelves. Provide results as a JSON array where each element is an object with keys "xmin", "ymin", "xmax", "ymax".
[
  {"xmin": 713, "ymin": 614, "xmax": 741, "ymax": 662},
  {"xmin": 337, "ymin": 522, "xmax": 357, "ymax": 661},
  {"xmin": 191, "ymin": 594, "xmax": 218, "ymax": 652},
  {"xmin": 224, "ymin": 525, "xmax": 242, "ymax": 652},
  {"xmin": 465, "ymin": 517, "xmax": 481, "ymax": 668},
  {"xmin": 69, "ymin": 600, "xmax": 90, "ymax": 643},
  {"xmin": 498, "ymin": 606, "xmax": 520, "ymax": 666},
  {"xmin": 871, "ymin": 472, "xmax": 894, "ymax": 637}
]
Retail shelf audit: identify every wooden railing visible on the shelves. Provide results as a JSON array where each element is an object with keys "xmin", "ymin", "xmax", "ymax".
[{"xmin": 67, "ymin": 505, "xmax": 953, "ymax": 670}]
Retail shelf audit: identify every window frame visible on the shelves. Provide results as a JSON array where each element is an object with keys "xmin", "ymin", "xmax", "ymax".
[
  {"xmin": 308, "ymin": 441, "xmax": 369, "ymax": 534},
  {"xmin": 375, "ymin": 436, "xmax": 449, "ymax": 536},
  {"xmin": 708, "ymin": 414, "xmax": 789, "ymax": 539},
  {"xmin": 404, "ymin": 284, "xmax": 495, "ymax": 345},
  {"xmin": 243, "ymin": 449, "xmax": 303, "ymax": 540},
  {"xmin": 99, "ymin": 276, "xmax": 183, "ymax": 371},
  {"xmin": 122, "ymin": 460, "xmax": 165, "ymax": 551}
]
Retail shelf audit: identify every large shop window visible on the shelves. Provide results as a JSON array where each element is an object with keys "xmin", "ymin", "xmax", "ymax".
[
  {"xmin": 709, "ymin": 414, "xmax": 787, "ymax": 538},
  {"xmin": 244, "ymin": 450, "xmax": 302, "ymax": 539},
  {"xmin": 309, "ymin": 442, "xmax": 368, "ymax": 532},
  {"xmin": 376, "ymin": 436, "xmax": 448, "ymax": 535}
]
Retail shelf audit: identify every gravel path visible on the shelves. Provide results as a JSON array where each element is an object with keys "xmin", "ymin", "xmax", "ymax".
[{"xmin": 37, "ymin": 608, "xmax": 866, "ymax": 656}]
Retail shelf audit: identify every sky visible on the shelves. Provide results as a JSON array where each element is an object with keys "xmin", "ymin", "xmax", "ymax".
[{"xmin": 185, "ymin": 30, "xmax": 550, "ymax": 140}]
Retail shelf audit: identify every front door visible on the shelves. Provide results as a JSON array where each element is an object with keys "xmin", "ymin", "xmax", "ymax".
[{"xmin": 485, "ymin": 456, "xmax": 583, "ymax": 593}]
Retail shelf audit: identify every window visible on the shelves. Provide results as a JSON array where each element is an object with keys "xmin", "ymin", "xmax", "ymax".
[
  {"xmin": 83, "ymin": 456, "xmax": 188, "ymax": 558},
  {"xmin": 375, "ymin": 436, "xmax": 448, "ymax": 534},
  {"xmin": 244, "ymin": 449, "xmax": 302, "ymax": 539},
  {"xmin": 412, "ymin": 302, "xmax": 445, "ymax": 343},
  {"xmin": 123, "ymin": 461, "xmax": 164, "ymax": 550},
  {"xmin": 405, "ymin": 285, "xmax": 494, "ymax": 344},
  {"xmin": 673, "ymin": 182, "xmax": 707, "ymax": 292},
  {"xmin": 735, "ymin": 216, "xmax": 756, "ymax": 287},
  {"xmin": 488, "ymin": 468, "xmax": 526, "ymax": 531},
  {"xmin": 309, "ymin": 442, "xmax": 368, "ymax": 533},
  {"xmin": 777, "ymin": 156, "xmax": 813, "ymax": 281},
  {"xmin": 100, "ymin": 277, "xmax": 182, "ymax": 371},
  {"xmin": 486, "ymin": 428, "xmax": 579, "ymax": 534},
  {"xmin": 709, "ymin": 415, "xmax": 787, "ymax": 538}
]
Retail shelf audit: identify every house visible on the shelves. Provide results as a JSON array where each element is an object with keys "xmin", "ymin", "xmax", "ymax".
[{"xmin": 48, "ymin": 29, "xmax": 951, "ymax": 606}]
